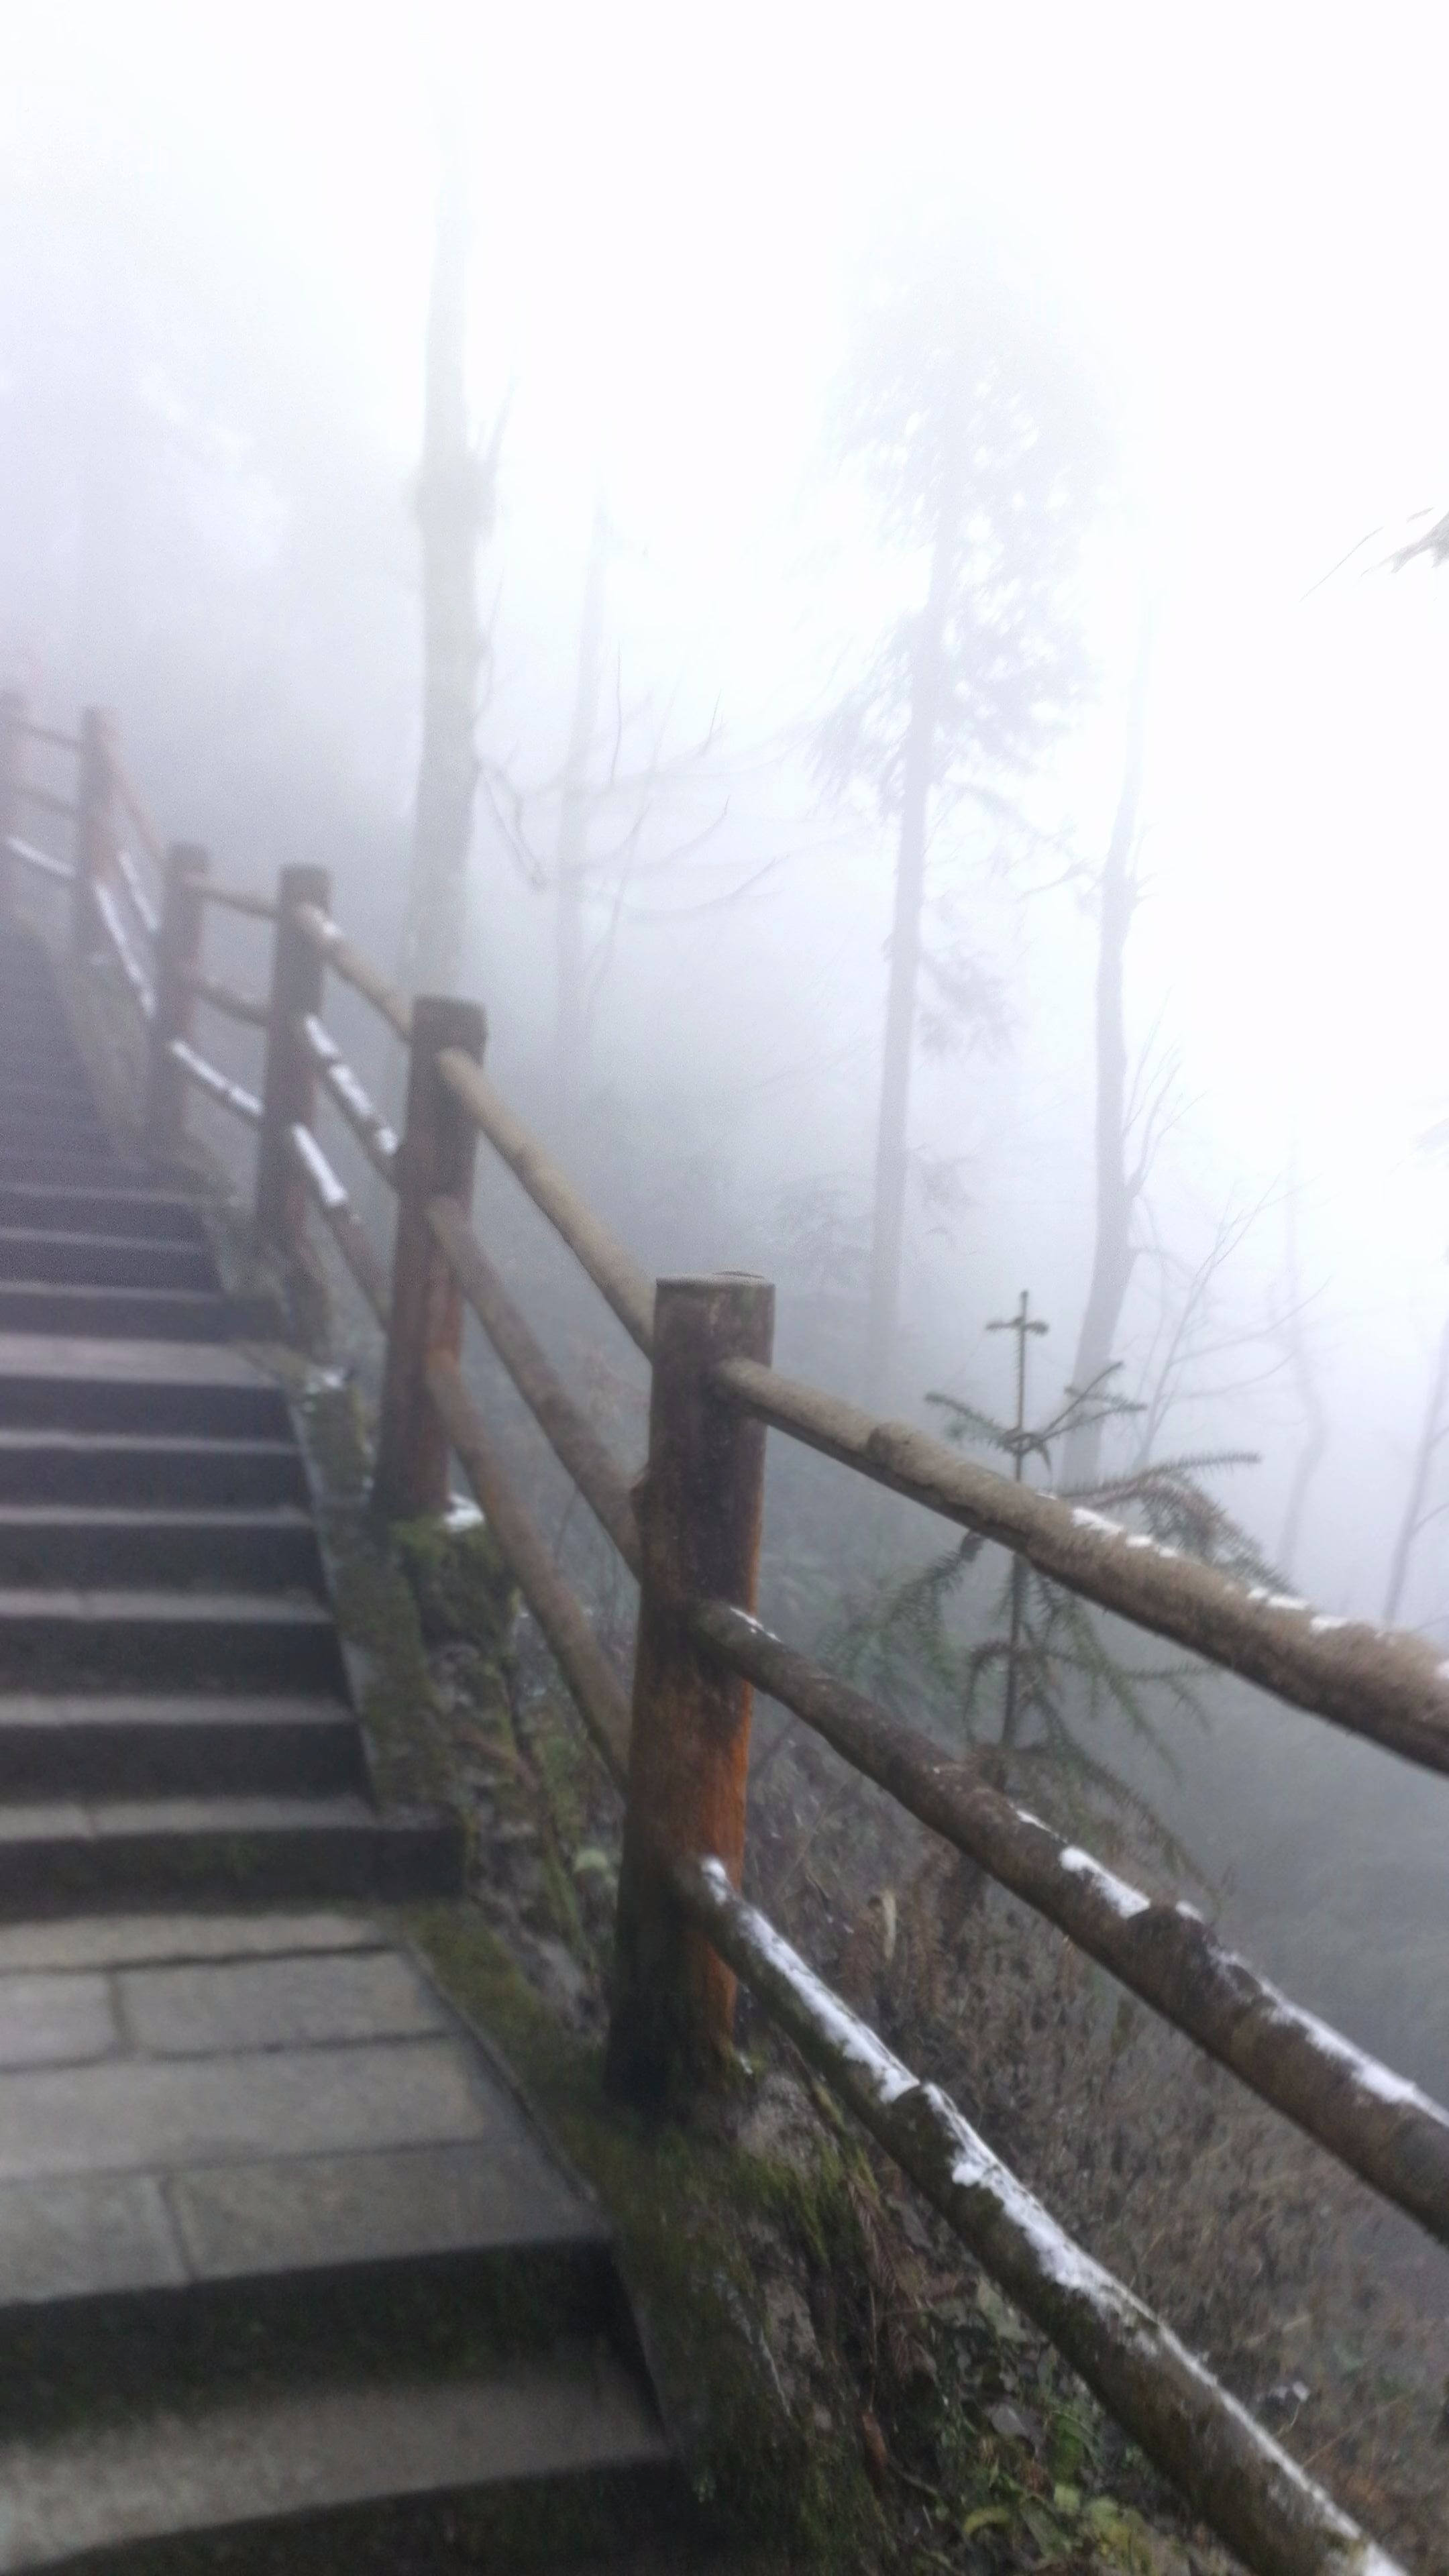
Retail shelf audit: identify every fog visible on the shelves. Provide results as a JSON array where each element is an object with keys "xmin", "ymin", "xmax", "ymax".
[{"xmin": 5, "ymin": 3, "xmax": 1449, "ymax": 2072}]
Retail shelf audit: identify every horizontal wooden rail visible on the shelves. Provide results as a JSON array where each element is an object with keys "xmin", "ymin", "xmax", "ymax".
[
  {"xmin": 198, "ymin": 881, "xmax": 278, "ymax": 922},
  {"xmin": 437, "ymin": 1049, "xmax": 655, "ymax": 1358},
  {"xmin": 693, "ymin": 1597, "xmax": 1449, "ymax": 2251},
  {"xmin": 676, "ymin": 1857, "xmax": 1402, "ymax": 2576},
  {"xmin": 428, "ymin": 1197, "xmax": 642, "ymax": 1574},
  {"xmin": 16, "ymin": 782, "xmax": 76, "ymax": 821},
  {"xmin": 426, "ymin": 1351, "xmax": 630, "ymax": 1783},
  {"xmin": 298, "ymin": 1015, "xmax": 398, "ymax": 1182},
  {"xmin": 714, "ymin": 1356, "xmax": 1449, "ymax": 1780},
  {"xmin": 5, "ymin": 835, "xmax": 74, "ymax": 886},
  {"xmin": 293, "ymin": 904, "xmax": 413, "ymax": 1042},
  {"xmin": 113, "ymin": 845, "xmax": 159, "ymax": 945},
  {"xmin": 95, "ymin": 881, "xmax": 155, "ymax": 1022},
  {"xmin": 168, "ymin": 1038, "xmax": 262, "ymax": 1126},
  {"xmin": 288, "ymin": 1125, "xmax": 390, "ymax": 1324},
  {"xmin": 182, "ymin": 970, "xmax": 270, "ymax": 1030},
  {"xmin": 19, "ymin": 720, "xmax": 79, "ymax": 753}
]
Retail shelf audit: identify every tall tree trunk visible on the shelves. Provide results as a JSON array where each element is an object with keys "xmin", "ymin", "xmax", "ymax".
[
  {"xmin": 1275, "ymin": 1179, "xmax": 1328, "ymax": 1580},
  {"xmin": 864, "ymin": 490, "xmax": 957, "ymax": 1405},
  {"xmin": 554, "ymin": 495, "xmax": 609, "ymax": 1124},
  {"xmin": 400, "ymin": 116, "xmax": 490, "ymax": 998},
  {"xmin": 1061, "ymin": 632, "xmax": 1152, "ymax": 1491},
  {"xmin": 1383, "ymin": 1311, "xmax": 1449, "ymax": 1623},
  {"xmin": 78, "ymin": 250, "xmax": 133, "ymax": 697}
]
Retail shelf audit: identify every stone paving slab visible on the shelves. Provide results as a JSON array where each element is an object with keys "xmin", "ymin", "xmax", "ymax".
[
  {"xmin": 0, "ymin": 1970, "xmax": 115, "ymax": 2067},
  {"xmin": 0, "ymin": 1916, "xmax": 606, "ymax": 2318},
  {"xmin": 0, "ymin": 1794, "xmax": 375, "ymax": 1848},
  {"xmin": 0, "ymin": 2037, "xmax": 490, "ymax": 2183},
  {"xmin": 171, "ymin": 2137, "xmax": 599, "ymax": 2279},
  {"xmin": 117, "ymin": 1950, "xmax": 447, "ymax": 2057},
  {"xmin": 85, "ymin": 1792, "xmax": 373, "ymax": 1837},
  {"xmin": 0, "ymin": 1694, "xmax": 351, "ymax": 1729},
  {"xmin": 0, "ymin": 1335, "xmax": 268, "ymax": 1386},
  {"xmin": 0, "ymin": 1911, "xmax": 384, "ymax": 1972},
  {"xmin": 0, "ymin": 2172, "xmax": 184, "ymax": 2302},
  {"xmin": 0, "ymin": 1918, "xmax": 605, "ymax": 2316}
]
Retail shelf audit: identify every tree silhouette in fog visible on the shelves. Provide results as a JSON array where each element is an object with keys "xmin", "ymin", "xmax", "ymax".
[{"xmin": 818, "ymin": 217, "xmax": 1110, "ymax": 1401}]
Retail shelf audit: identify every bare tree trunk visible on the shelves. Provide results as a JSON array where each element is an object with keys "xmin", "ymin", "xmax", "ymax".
[
  {"xmin": 1383, "ymin": 1311, "xmax": 1449, "ymax": 1624},
  {"xmin": 1275, "ymin": 1180, "xmax": 1328, "ymax": 1580},
  {"xmin": 1061, "ymin": 632, "xmax": 1152, "ymax": 1489},
  {"xmin": 399, "ymin": 115, "xmax": 495, "ymax": 998},
  {"xmin": 554, "ymin": 495, "xmax": 609, "ymax": 1124},
  {"xmin": 1278, "ymin": 1381, "xmax": 1328, "ymax": 1583},
  {"xmin": 78, "ymin": 246, "xmax": 134, "ymax": 699},
  {"xmin": 865, "ymin": 488, "xmax": 957, "ymax": 1405}
]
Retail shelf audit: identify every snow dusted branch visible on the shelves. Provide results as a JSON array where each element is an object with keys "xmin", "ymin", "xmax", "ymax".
[{"xmin": 675, "ymin": 1854, "xmax": 1405, "ymax": 2576}]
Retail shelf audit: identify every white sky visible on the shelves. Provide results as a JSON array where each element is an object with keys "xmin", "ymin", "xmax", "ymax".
[{"xmin": 9, "ymin": 0, "xmax": 1449, "ymax": 1591}]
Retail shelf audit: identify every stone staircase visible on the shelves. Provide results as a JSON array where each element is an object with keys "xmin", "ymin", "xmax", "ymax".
[
  {"xmin": 0, "ymin": 921, "xmax": 682, "ymax": 2570},
  {"xmin": 0, "ymin": 921, "xmax": 459, "ymax": 1913}
]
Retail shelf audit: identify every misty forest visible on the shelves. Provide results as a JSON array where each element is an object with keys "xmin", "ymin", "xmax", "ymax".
[{"xmin": 1, "ymin": 8, "xmax": 1448, "ymax": 2575}]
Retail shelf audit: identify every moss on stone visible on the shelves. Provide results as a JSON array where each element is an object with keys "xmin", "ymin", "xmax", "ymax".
[
  {"xmin": 289, "ymin": 1375, "xmax": 456, "ymax": 1812},
  {"xmin": 395, "ymin": 1511, "xmax": 517, "ymax": 1652},
  {"xmin": 407, "ymin": 1904, "xmax": 886, "ymax": 2572}
]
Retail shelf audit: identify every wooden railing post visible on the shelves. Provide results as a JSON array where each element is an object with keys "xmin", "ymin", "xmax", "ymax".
[
  {"xmin": 256, "ymin": 863, "xmax": 331, "ymax": 1253},
  {"xmin": 374, "ymin": 994, "xmax": 486, "ymax": 1519},
  {"xmin": 604, "ymin": 1273, "xmax": 775, "ymax": 2115},
  {"xmin": 0, "ymin": 688, "xmax": 24, "ymax": 919},
  {"xmin": 145, "ymin": 841, "xmax": 209, "ymax": 1159},
  {"xmin": 73, "ymin": 706, "xmax": 115, "ymax": 955}
]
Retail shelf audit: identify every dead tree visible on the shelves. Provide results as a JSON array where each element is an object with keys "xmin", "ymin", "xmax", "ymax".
[
  {"xmin": 1062, "ymin": 625, "xmax": 1154, "ymax": 1489},
  {"xmin": 398, "ymin": 107, "xmax": 504, "ymax": 998},
  {"xmin": 484, "ymin": 545, "xmax": 733, "ymax": 1118},
  {"xmin": 1383, "ymin": 1311, "xmax": 1449, "ymax": 1625},
  {"xmin": 553, "ymin": 493, "xmax": 610, "ymax": 1120},
  {"xmin": 1271, "ymin": 1177, "xmax": 1329, "ymax": 1581}
]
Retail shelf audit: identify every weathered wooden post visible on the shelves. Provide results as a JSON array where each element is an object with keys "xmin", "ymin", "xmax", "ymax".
[
  {"xmin": 145, "ymin": 842, "xmax": 209, "ymax": 1161},
  {"xmin": 374, "ymin": 993, "xmax": 486, "ymax": 1519},
  {"xmin": 255, "ymin": 863, "xmax": 331, "ymax": 1254},
  {"xmin": 73, "ymin": 706, "xmax": 115, "ymax": 955},
  {"xmin": 0, "ymin": 688, "xmax": 25, "ymax": 920},
  {"xmin": 604, "ymin": 1273, "xmax": 775, "ymax": 2114}
]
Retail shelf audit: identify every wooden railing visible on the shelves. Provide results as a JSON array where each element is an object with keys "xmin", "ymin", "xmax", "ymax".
[{"xmin": 0, "ymin": 687, "xmax": 1430, "ymax": 2576}]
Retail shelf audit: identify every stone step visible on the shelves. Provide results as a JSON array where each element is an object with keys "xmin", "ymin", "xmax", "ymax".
[
  {"xmin": 0, "ymin": 1339, "xmax": 293, "ymax": 1440},
  {"xmin": 0, "ymin": 1102, "xmax": 109, "ymax": 1140},
  {"xmin": 0, "ymin": 1075, "xmax": 95, "ymax": 1115},
  {"xmin": 0, "ymin": 1695, "xmax": 364, "ymax": 1797},
  {"xmin": 0, "ymin": 1230, "xmax": 217, "ymax": 1291},
  {"xmin": 0, "ymin": 1507, "xmax": 323, "ymax": 1593},
  {"xmin": 0, "ymin": 1134, "xmax": 113, "ymax": 1173},
  {"xmin": 0, "ymin": 1794, "xmax": 462, "ymax": 1913},
  {"xmin": 0, "ymin": 1154, "xmax": 148, "ymax": 1191},
  {"xmin": 0, "ymin": 1060, "xmax": 98, "ymax": 1092},
  {"xmin": 0, "ymin": 1286, "xmax": 276, "ymax": 1342},
  {"xmin": 0, "ymin": 1589, "xmax": 347, "ymax": 1693},
  {"xmin": 0, "ymin": 1434, "xmax": 308, "ymax": 1508},
  {"xmin": 0, "ymin": 2349, "xmax": 674, "ymax": 2573},
  {"xmin": 0, "ymin": 1184, "xmax": 209, "ymax": 1242}
]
